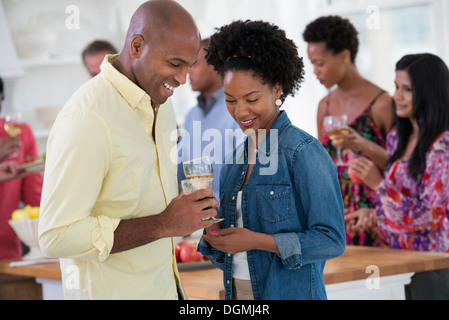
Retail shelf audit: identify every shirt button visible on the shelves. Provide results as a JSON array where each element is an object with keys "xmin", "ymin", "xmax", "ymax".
[
  {"xmin": 270, "ymin": 191, "xmax": 275, "ymax": 195},
  {"xmin": 227, "ymin": 280, "xmax": 230, "ymax": 285},
  {"xmin": 230, "ymin": 224, "xmax": 235, "ymax": 228},
  {"xmin": 232, "ymin": 196, "xmax": 236, "ymax": 201},
  {"xmin": 242, "ymin": 171, "xmax": 245, "ymax": 176},
  {"xmin": 228, "ymin": 253, "xmax": 231, "ymax": 257}
]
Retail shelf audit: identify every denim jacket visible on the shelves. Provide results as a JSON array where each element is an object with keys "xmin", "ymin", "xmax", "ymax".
[{"xmin": 198, "ymin": 111, "xmax": 346, "ymax": 300}]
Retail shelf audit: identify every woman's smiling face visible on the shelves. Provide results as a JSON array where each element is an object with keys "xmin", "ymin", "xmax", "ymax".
[
  {"xmin": 224, "ymin": 70, "xmax": 282, "ymax": 138},
  {"xmin": 394, "ymin": 70, "xmax": 414, "ymax": 119}
]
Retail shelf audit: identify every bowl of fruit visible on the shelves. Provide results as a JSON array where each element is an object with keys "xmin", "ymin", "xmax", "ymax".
[
  {"xmin": 175, "ymin": 236, "xmax": 212, "ymax": 271},
  {"xmin": 8, "ymin": 206, "xmax": 43, "ymax": 260}
]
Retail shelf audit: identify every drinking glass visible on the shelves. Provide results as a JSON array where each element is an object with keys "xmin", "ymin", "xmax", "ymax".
[
  {"xmin": 323, "ymin": 115, "xmax": 349, "ymax": 167},
  {"xmin": 3, "ymin": 111, "xmax": 23, "ymax": 157},
  {"xmin": 181, "ymin": 178, "xmax": 224, "ymax": 223},
  {"xmin": 183, "ymin": 156, "xmax": 213, "ymax": 180}
]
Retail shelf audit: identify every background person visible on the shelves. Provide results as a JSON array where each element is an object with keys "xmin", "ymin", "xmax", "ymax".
[
  {"xmin": 39, "ymin": 0, "xmax": 218, "ymax": 300},
  {"xmin": 0, "ymin": 78, "xmax": 20, "ymax": 161},
  {"xmin": 199, "ymin": 20, "xmax": 346, "ymax": 300},
  {"xmin": 82, "ymin": 40, "xmax": 118, "ymax": 78},
  {"xmin": 178, "ymin": 37, "xmax": 243, "ymax": 201},
  {"xmin": 0, "ymin": 75, "xmax": 43, "ymax": 260},
  {"xmin": 348, "ymin": 53, "xmax": 449, "ymax": 300},
  {"xmin": 303, "ymin": 15, "xmax": 394, "ymax": 247}
]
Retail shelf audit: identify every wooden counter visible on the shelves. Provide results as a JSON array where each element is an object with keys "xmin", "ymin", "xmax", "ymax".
[{"xmin": 1, "ymin": 246, "xmax": 449, "ymax": 300}]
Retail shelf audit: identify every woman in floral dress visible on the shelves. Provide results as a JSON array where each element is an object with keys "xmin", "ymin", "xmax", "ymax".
[
  {"xmin": 349, "ymin": 53, "xmax": 449, "ymax": 299},
  {"xmin": 303, "ymin": 16, "xmax": 394, "ymax": 246}
]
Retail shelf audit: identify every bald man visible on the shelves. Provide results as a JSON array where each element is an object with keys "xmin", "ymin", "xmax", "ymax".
[{"xmin": 39, "ymin": 0, "xmax": 217, "ymax": 300}]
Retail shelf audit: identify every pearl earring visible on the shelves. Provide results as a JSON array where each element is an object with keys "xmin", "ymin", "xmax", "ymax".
[{"xmin": 275, "ymin": 99, "xmax": 282, "ymax": 107}]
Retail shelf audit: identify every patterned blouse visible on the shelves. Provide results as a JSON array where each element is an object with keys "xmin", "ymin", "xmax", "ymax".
[
  {"xmin": 322, "ymin": 91, "xmax": 387, "ymax": 246},
  {"xmin": 377, "ymin": 130, "xmax": 449, "ymax": 252}
]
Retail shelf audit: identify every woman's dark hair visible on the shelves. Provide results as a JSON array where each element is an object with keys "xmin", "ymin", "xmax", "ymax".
[
  {"xmin": 389, "ymin": 53, "xmax": 449, "ymax": 180},
  {"xmin": 303, "ymin": 15, "xmax": 359, "ymax": 63},
  {"xmin": 205, "ymin": 20, "xmax": 305, "ymax": 102}
]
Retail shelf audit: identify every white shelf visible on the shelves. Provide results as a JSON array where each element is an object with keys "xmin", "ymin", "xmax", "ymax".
[{"xmin": 20, "ymin": 56, "xmax": 82, "ymax": 69}]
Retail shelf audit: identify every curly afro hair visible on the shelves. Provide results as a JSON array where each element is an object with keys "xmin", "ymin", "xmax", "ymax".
[
  {"xmin": 303, "ymin": 16, "xmax": 359, "ymax": 63},
  {"xmin": 205, "ymin": 20, "xmax": 305, "ymax": 102}
]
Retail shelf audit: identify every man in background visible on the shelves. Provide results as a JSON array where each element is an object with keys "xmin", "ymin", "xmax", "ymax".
[
  {"xmin": 178, "ymin": 38, "xmax": 243, "ymax": 200},
  {"xmin": 82, "ymin": 40, "xmax": 118, "ymax": 78}
]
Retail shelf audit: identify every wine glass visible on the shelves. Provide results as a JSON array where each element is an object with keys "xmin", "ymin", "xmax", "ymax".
[
  {"xmin": 3, "ymin": 111, "xmax": 23, "ymax": 157},
  {"xmin": 183, "ymin": 156, "xmax": 213, "ymax": 180},
  {"xmin": 323, "ymin": 115, "xmax": 349, "ymax": 167},
  {"xmin": 181, "ymin": 178, "xmax": 224, "ymax": 223}
]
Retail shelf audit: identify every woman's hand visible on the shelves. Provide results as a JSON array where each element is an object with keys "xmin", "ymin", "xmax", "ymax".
[
  {"xmin": 205, "ymin": 208, "xmax": 223, "ymax": 235},
  {"xmin": 331, "ymin": 126, "xmax": 364, "ymax": 152},
  {"xmin": 332, "ymin": 127, "xmax": 389, "ymax": 169},
  {"xmin": 350, "ymin": 157, "xmax": 383, "ymax": 191},
  {"xmin": 0, "ymin": 162, "xmax": 26, "ymax": 182},
  {"xmin": 202, "ymin": 228, "xmax": 279, "ymax": 255},
  {"xmin": 345, "ymin": 208, "xmax": 378, "ymax": 232}
]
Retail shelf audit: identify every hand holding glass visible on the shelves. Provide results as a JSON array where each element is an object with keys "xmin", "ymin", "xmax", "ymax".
[
  {"xmin": 323, "ymin": 115, "xmax": 349, "ymax": 167},
  {"xmin": 182, "ymin": 157, "xmax": 223, "ymax": 223},
  {"xmin": 3, "ymin": 112, "xmax": 23, "ymax": 157},
  {"xmin": 181, "ymin": 178, "xmax": 224, "ymax": 223}
]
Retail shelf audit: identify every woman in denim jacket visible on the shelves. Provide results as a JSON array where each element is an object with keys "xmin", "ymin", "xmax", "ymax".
[{"xmin": 199, "ymin": 20, "xmax": 346, "ymax": 300}]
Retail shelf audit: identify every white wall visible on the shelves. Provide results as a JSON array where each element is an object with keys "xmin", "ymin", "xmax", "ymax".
[{"xmin": 2, "ymin": 0, "xmax": 448, "ymax": 154}]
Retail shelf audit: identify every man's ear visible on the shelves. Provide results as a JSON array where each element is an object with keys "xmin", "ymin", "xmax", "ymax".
[{"xmin": 130, "ymin": 35, "xmax": 145, "ymax": 59}]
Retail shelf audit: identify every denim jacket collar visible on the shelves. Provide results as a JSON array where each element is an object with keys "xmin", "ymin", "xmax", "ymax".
[{"xmin": 243, "ymin": 110, "xmax": 291, "ymax": 159}]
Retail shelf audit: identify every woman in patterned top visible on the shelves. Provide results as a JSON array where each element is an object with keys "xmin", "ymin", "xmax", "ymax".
[
  {"xmin": 303, "ymin": 16, "xmax": 394, "ymax": 246},
  {"xmin": 348, "ymin": 53, "xmax": 449, "ymax": 300}
]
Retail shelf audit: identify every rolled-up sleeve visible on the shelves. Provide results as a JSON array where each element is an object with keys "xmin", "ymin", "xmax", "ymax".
[
  {"xmin": 291, "ymin": 141, "xmax": 346, "ymax": 266},
  {"xmin": 39, "ymin": 110, "xmax": 120, "ymax": 261},
  {"xmin": 273, "ymin": 232, "xmax": 302, "ymax": 270}
]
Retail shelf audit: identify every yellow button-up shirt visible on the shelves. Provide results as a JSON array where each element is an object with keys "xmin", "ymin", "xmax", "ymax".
[{"xmin": 39, "ymin": 55, "xmax": 184, "ymax": 300}]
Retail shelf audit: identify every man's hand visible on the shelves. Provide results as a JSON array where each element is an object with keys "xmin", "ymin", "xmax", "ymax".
[
  {"xmin": 111, "ymin": 188, "xmax": 219, "ymax": 254},
  {"xmin": 161, "ymin": 189, "xmax": 219, "ymax": 237}
]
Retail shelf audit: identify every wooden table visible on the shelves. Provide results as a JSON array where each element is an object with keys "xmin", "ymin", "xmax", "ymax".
[{"xmin": 1, "ymin": 246, "xmax": 449, "ymax": 300}]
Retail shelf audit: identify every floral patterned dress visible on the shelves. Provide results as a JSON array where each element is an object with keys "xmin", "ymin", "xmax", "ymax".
[
  {"xmin": 376, "ymin": 130, "xmax": 449, "ymax": 252},
  {"xmin": 322, "ymin": 91, "xmax": 387, "ymax": 246}
]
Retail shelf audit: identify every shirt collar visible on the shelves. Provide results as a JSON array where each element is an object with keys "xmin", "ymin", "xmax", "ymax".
[
  {"xmin": 197, "ymin": 88, "xmax": 224, "ymax": 116},
  {"xmin": 100, "ymin": 54, "xmax": 151, "ymax": 110}
]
